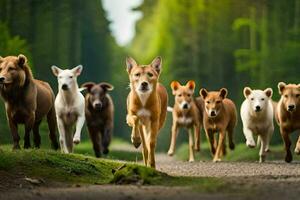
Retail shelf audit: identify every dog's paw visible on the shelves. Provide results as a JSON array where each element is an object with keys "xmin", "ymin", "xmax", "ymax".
[
  {"xmin": 229, "ymin": 142, "xmax": 235, "ymax": 150},
  {"xmin": 285, "ymin": 151, "xmax": 293, "ymax": 163},
  {"xmin": 213, "ymin": 158, "xmax": 221, "ymax": 163},
  {"xmin": 131, "ymin": 136, "xmax": 141, "ymax": 149},
  {"xmin": 167, "ymin": 149, "xmax": 174, "ymax": 156},
  {"xmin": 194, "ymin": 146, "xmax": 200, "ymax": 152},
  {"xmin": 189, "ymin": 158, "xmax": 195, "ymax": 162},
  {"xmin": 73, "ymin": 137, "xmax": 81, "ymax": 145},
  {"xmin": 126, "ymin": 115, "xmax": 137, "ymax": 127},
  {"xmin": 246, "ymin": 140, "xmax": 256, "ymax": 148},
  {"xmin": 259, "ymin": 155, "xmax": 266, "ymax": 163}
]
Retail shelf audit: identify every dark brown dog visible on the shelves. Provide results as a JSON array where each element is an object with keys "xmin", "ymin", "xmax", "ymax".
[
  {"xmin": 0, "ymin": 55, "xmax": 59, "ymax": 150},
  {"xmin": 81, "ymin": 82, "xmax": 114, "ymax": 157}
]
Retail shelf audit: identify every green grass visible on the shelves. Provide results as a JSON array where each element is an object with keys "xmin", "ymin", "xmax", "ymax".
[{"xmin": 175, "ymin": 142, "xmax": 300, "ymax": 162}]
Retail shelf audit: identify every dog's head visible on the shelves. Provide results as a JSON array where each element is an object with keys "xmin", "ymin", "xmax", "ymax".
[
  {"xmin": 200, "ymin": 88, "xmax": 228, "ymax": 118},
  {"xmin": 81, "ymin": 82, "xmax": 114, "ymax": 110},
  {"xmin": 51, "ymin": 65, "xmax": 83, "ymax": 91},
  {"xmin": 243, "ymin": 87, "xmax": 273, "ymax": 113},
  {"xmin": 170, "ymin": 80, "xmax": 195, "ymax": 110},
  {"xmin": 0, "ymin": 54, "xmax": 31, "ymax": 87},
  {"xmin": 278, "ymin": 82, "xmax": 300, "ymax": 113},
  {"xmin": 125, "ymin": 56, "xmax": 162, "ymax": 96}
]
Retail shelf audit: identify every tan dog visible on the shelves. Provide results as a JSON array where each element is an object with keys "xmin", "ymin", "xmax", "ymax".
[
  {"xmin": 200, "ymin": 88, "xmax": 237, "ymax": 162},
  {"xmin": 167, "ymin": 80, "xmax": 203, "ymax": 162},
  {"xmin": 0, "ymin": 55, "xmax": 59, "ymax": 150},
  {"xmin": 126, "ymin": 56, "xmax": 168, "ymax": 168},
  {"xmin": 276, "ymin": 82, "xmax": 300, "ymax": 163}
]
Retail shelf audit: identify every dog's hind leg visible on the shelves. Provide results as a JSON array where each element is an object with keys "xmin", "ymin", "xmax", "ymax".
[
  {"xmin": 33, "ymin": 120, "xmax": 42, "ymax": 148},
  {"xmin": 227, "ymin": 126, "xmax": 235, "ymax": 150},
  {"xmin": 281, "ymin": 129, "xmax": 292, "ymax": 163},
  {"xmin": 205, "ymin": 130, "xmax": 216, "ymax": 155},
  {"xmin": 24, "ymin": 113, "xmax": 35, "ymax": 149},
  {"xmin": 7, "ymin": 116, "xmax": 20, "ymax": 150},
  {"xmin": 194, "ymin": 124, "xmax": 201, "ymax": 152},
  {"xmin": 294, "ymin": 134, "xmax": 300, "ymax": 155},
  {"xmin": 213, "ymin": 131, "xmax": 225, "ymax": 162},
  {"xmin": 65, "ymin": 126, "xmax": 73, "ymax": 153},
  {"xmin": 148, "ymin": 122, "xmax": 159, "ymax": 168},
  {"xmin": 47, "ymin": 107, "xmax": 59, "ymax": 150}
]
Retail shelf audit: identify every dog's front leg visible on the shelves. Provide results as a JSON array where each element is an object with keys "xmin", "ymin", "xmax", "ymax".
[
  {"xmin": 24, "ymin": 112, "xmax": 35, "ymax": 149},
  {"xmin": 148, "ymin": 121, "xmax": 159, "ymax": 168},
  {"xmin": 213, "ymin": 131, "xmax": 225, "ymax": 162},
  {"xmin": 243, "ymin": 127, "xmax": 256, "ymax": 148},
  {"xmin": 205, "ymin": 129, "xmax": 215, "ymax": 155},
  {"xmin": 167, "ymin": 122, "xmax": 178, "ymax": 156},
  {"xmin": 57, "ymin": 117, "xmax": 68, "ymax": 153},
  {"xmin": 127, "ymin": 114, "xmax": 141, "ymax": 148},
  {"xmin": 73, "ymin": 114, "xmax": 85, "ymax": 144},
  {"xmin": 194, "ymin": 124, "xmax": 201, "ymax": 152},
  {"xmin": 188, "ymin": 128, "xmax": 195, "ymax": 162},
  {"xmin": 259, "ymin": 134, "xmax": 268, "ymax": 163},
  {"xmin": 294, "ymin": 134, "xmax": 300, "ymax": 155}
]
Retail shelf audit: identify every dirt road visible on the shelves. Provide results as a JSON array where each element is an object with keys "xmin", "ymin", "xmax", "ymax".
[{"xmin": 1, "ymin": 147, "xmax": 300, "ymax": 200}]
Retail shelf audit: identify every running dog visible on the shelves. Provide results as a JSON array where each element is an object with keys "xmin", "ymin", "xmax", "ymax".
[
  {"xmin": 200, "ymin": 88, "xmax": 237, "ymax": 162},
  {"xmin": 167, "ymin": 80, "xmax": 203, "ymax": 162},
  {"xmin": 240, "ymin": 87, "xmax": 274, "ymax": 162},
  {"xmin": 81, "ymin": 82, "xmax": 114, "ymax": 158},
  {"xmin": 51, "ymin": 65, "xmax": 85, "ymax": 153},
  {"xmin": 276, "ymin": 82, "xmax": 300, "ymax": 163},
  {"xmin": 126, "ymin": 56, "xmax": 168, "ymax": 168}
]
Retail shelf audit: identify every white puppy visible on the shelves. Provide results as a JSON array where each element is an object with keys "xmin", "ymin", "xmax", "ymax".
[
  {"xmin": 240, "ymin": 87, "xmax": 274, "ymax": 162},
  {"xmin": 51, "ymin": 65, "xmax": 85, "ymax": 153}
]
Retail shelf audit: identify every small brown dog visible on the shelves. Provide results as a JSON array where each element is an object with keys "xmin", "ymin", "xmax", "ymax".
[
  {"xmin": 200, "ymin": 88, "xmax": 237, "ymax": 162},
  {"xmin": 0, "ymin": 55, "xmax": 59, "ymax": 150},
  {"xmin": 126, "ymin": 56, "xmax": 168, "ymax": 168},
  {"xmin": 276, "ymin": 82, "xmax": 300, "ymax": 163},
  {"xmin": 167, "ymin": 80, "xmax": 203, "ymax": 162},
  {"xmin": 81, "ymin": 82, "xmax": 114, "ymax": 158}
]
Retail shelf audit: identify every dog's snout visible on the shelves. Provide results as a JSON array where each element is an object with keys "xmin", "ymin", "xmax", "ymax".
[
  {"xmin": 141, "ymin": 82, "xmax": 148, "ymax": 87},
  {"xmin": 288, "ymin": 105, "xmax": 295, "ymax": 111},
  {"xmin": 0, "ymin": 76, "xmax": 5, "ymax": 83},
  {"xmin": 94, "ymin": 102, "xmax": 102, "ymax": 109},
  {"xmin": 62, "ymin": 84, "xmax": 69, "ymax": 90},
  {"xmin": 183, "ymin": 103, "xmax": 189, "ymax": 109},
  {"xmin": 255, "ymin": 106, "xmax": 261, "ymax": 112},
  {"xmin": 210, "ymin": 110, "xmax": 216, "ymax": 117}
]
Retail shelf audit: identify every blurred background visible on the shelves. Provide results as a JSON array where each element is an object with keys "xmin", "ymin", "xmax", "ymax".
[{"xmin": 0, "ymin": 0, "xmax": 299, "ymax": 155}]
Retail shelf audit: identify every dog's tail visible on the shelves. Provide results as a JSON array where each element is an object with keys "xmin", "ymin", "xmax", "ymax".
[{"xmin": 167, "ymin": 106, "xmax": 173, "ymax": 112}]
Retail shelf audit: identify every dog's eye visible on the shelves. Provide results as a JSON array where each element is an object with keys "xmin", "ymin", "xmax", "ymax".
[
  {"xmin": 251, "ymin": 98, "xmax": 254, "ymax": 101},
  {"xmin": 69, "ymin": 76, "xmax": 73, "ymax": 79},
  {"xmin": 216, "ymin": 100, "xmax": 221, "ymax": 104},
  {"xmin": 187, "ymin": 94, "xmax": 191, "ymax": 97},
  {"xmin": 147, "ymin": 72, "xmax": 153, "ymax": 77},
  {"xmin": 261, "ymin": 98, "xmax": 265, "ymax": 101},
  {"xmin": 134, "ymin": 73, "xmax": 140, "ymax": 77},
  {"xmin": 284, "ymin": 95, "xmax": 288, "ymax": 98},
  {"xmin": 206, "ymin": 101, "xmax": 210, "ymax": 104},
  {"xmin": 8, "ymin": 67, "xmax": 14, "ymax": 71},
  {"xmin": 178, "ymin": 94, "xmax": 182, "ymax": 97},
  {"xmin": 296, "ymin": 94, "xmax": 300, "ymax": 98}
]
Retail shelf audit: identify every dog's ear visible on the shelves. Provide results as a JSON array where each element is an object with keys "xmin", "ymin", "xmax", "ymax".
[
  {"xmin": 186, "ymin": 80, "xmax": 196, "ymax": 92},
  {"xmin": 170, "ymin": 81, "xmax": 181, "ymax": 95},
  {"xmin": 17, "ymin": 54, "xmax": 27, "ymax": 68},
  {"xmin": 278, "ymin": 82, "xmax": 286, "ymax": 95},
  {"xmin": 126, "ymin": 57, "xmax": 137, "ymax": 73},
  {"xmin": 151, "ymin": 56, "xmax": 162, "ymax": 74},
  {"xmin": 264, "ymin": 88, "xmax": 273, "ymax": 98},
  {"xmin": 243, "ymin": 87, "xmax": 252, "ymax": 98},
  {"xmin": 219, "ymin": 88, "xmax": 228, "ymax": 99},
  {"xmin": 100, "ymin": 82, "xmax": 114, "ymax": 92},
  {"xmin": 200, "ymin": 88, "xmax": 208, "ymax": 99},
  {"xmin": 81, "ymin": 82, "xmax": 95, "ymax": 92},
  {"xmin": 72, "ymin": 65, "xmax": 83, "ymax": 76},
  {"xmin": 51, "ymin": 65, "xmax": 62, "ymax": 76}
]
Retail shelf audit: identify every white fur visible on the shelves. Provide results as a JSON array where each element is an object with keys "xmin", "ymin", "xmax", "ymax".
[
  {"xmin": 177, "ymin": 116, "xmax": 193, "ymax": 125},
  {"xmin": 52, "ymin": 65, "xmax": 85, "ymax": 154},
  {"xmin": 240, "ymin": 89, "xmax": 274, "ymax": 162},
  {"xmin": 137, "ymin": 108, "xmax": 151, "ymax": 118}
]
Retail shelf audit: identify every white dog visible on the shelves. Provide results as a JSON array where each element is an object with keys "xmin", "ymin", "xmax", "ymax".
[
  {"xmin": 51, "ymin": 65, "xmax": 85, "ymax": 153},
  {"xmin": 240, "ymin": 87, "xmax": 274, "ymax": 162}
]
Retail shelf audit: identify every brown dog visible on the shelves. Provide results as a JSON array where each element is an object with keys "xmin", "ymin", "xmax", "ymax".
[
  {"xmin": 0, "ymin": 55, "xmax": 59, "ymax": 150},
  {"xmin": 167, "ymin": 80, "xmax": 203, "ymax": 162},
  {"xmin": 276, "ymin": 82, "xmax": 300, "ymax": 163},
  {"xmin": 126, "ymin": 56, "xmax": 168, "ymax": 168},
  {"xmin": 81, "ymin": 82, "xmax": 114, "ymax": 158},
  {"xmin": 200, "ymin": 88, "xmax": 237, "ymax": 162}
]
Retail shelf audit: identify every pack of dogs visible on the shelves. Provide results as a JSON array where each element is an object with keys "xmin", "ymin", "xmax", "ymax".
[{"xmin": 0, "ymin": 54, "xmax": 299, "ymax": 169}]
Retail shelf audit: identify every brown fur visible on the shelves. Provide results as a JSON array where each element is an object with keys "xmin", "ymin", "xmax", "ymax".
[
  {"xmin": 276, "ymin": 82, "xmax": 300, "ymax": 163},
  {"xmin": 167, "ymin": 80, "xmax": 203, "ymax": 162},
  {"xmin": 81, "ymin": 82, "xmax": 114, "ymax": 158},
  {"xmin": 200, "ymin": 88, "xmax": 237, "ymax": 162},
  {"xmin": 126, "ymin": 56, "xmax": 168, "ymax": 168},
  {"xmin": 0, "ymin": 55, "xmax": 58, "ymax": 149}
]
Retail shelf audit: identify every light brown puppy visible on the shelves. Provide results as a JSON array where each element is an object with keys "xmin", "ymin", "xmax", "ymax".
[
  {"xmin": 200, "ymin": 88, "xmax": 237, "ymax": 162},
  {"xmin": 167, "ymin": 80, "xmax": 203, "ymax": 162},
  {"xmin": 0, "ymin": 55, "xmax": 59, "ymax": 150},
  {"xmin": 276, "ymin": 82, "xmax": 300, "ymax": 163},
  {"xmin": 126, "ymin": 56, "xmax": 168, "ymax": 168}
]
